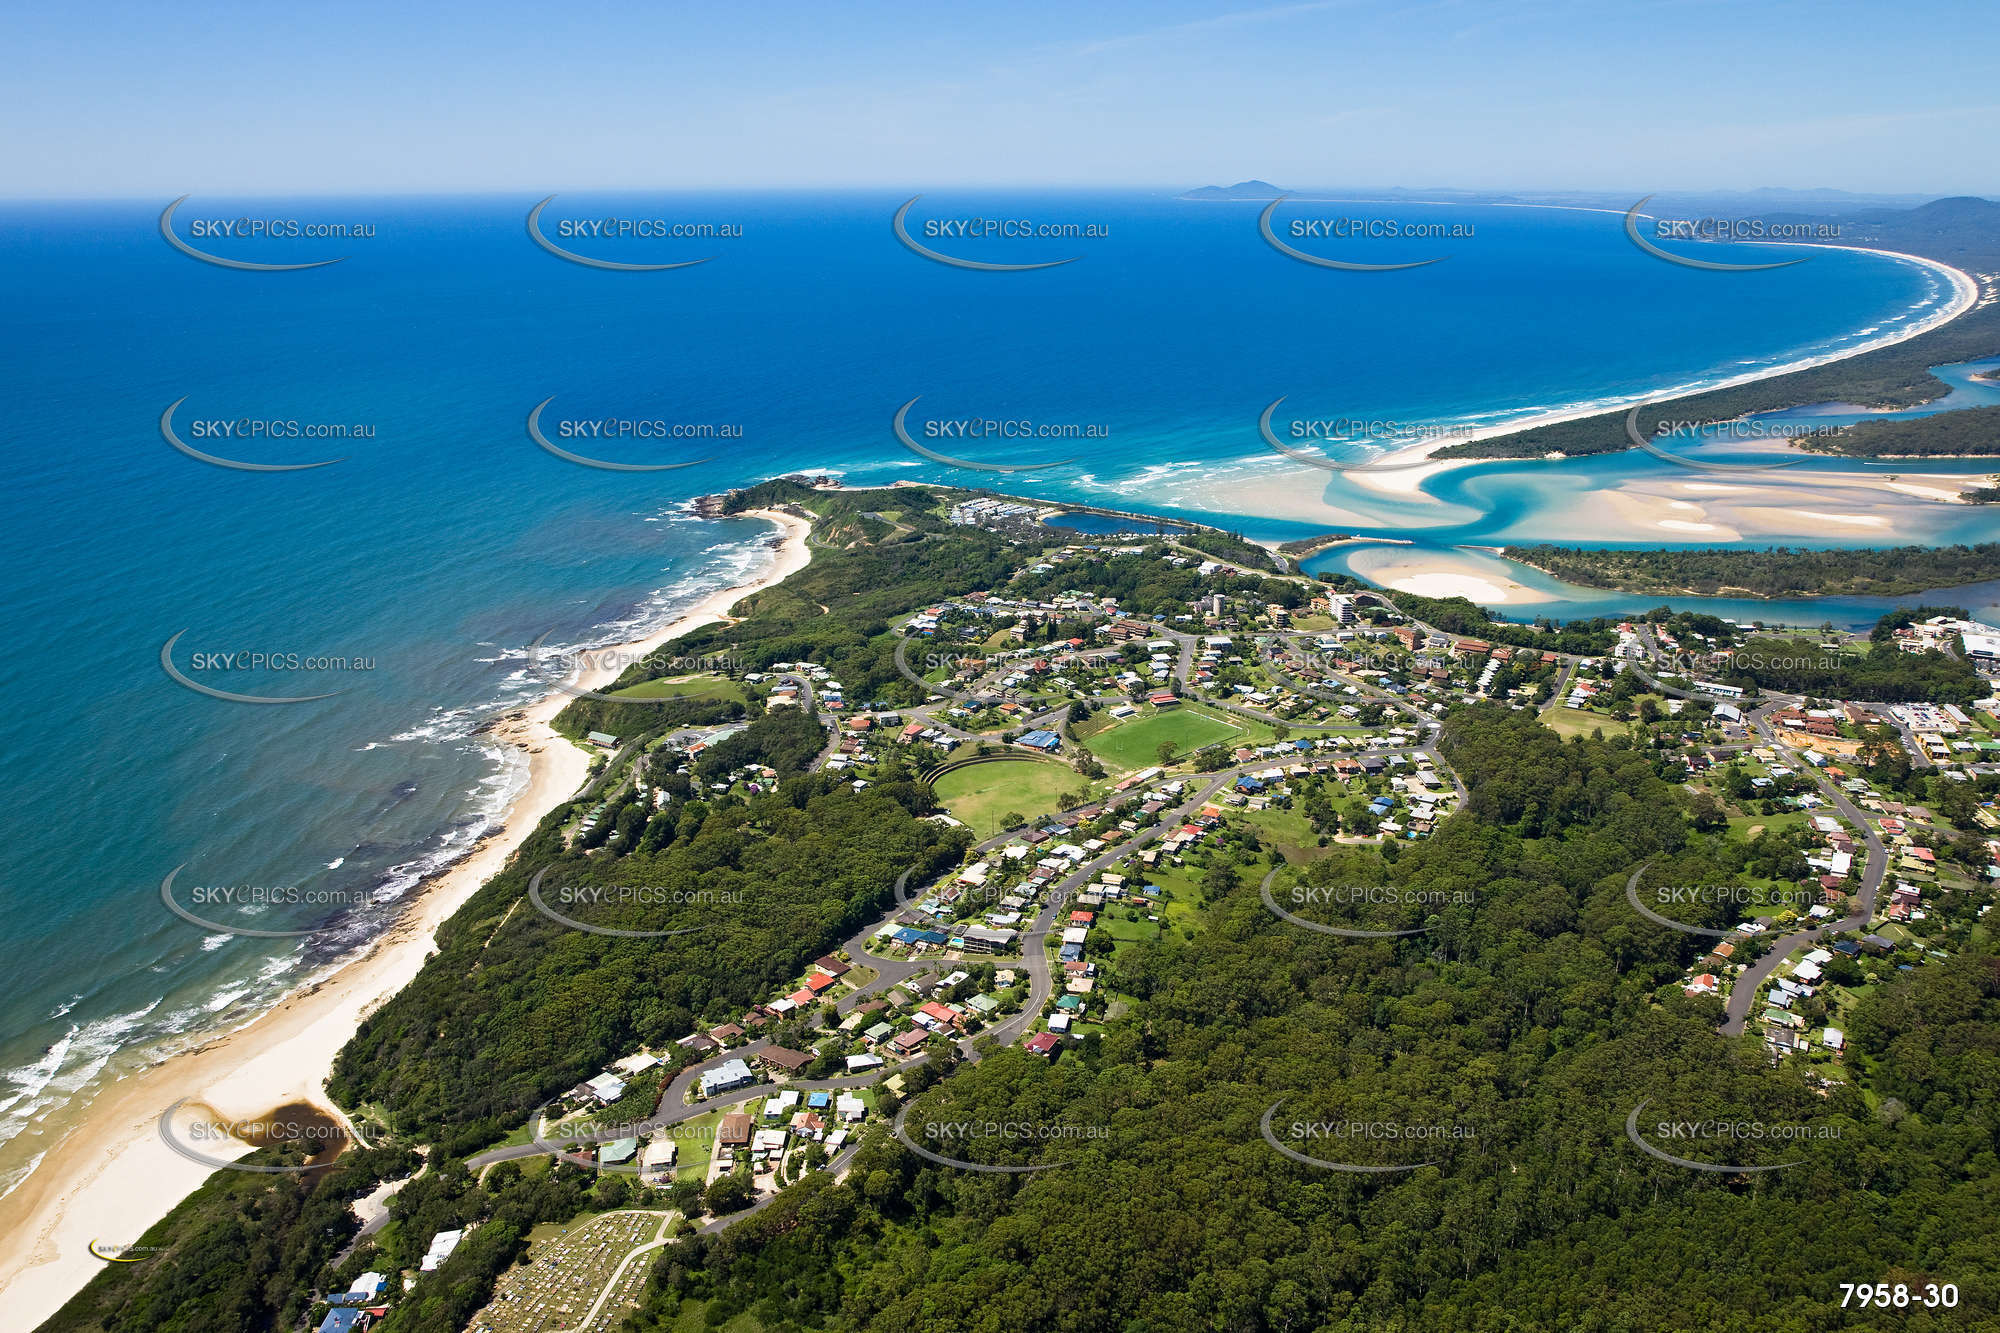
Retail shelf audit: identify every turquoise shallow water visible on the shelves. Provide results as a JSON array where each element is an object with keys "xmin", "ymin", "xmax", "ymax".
[
  {"xmin": 0, "ymin": 189, "xmax": 1988, "ymax": 1187},
  {"xmin": 1304, "ymin": 542, "xmax": 2000, "ymax": 630}
]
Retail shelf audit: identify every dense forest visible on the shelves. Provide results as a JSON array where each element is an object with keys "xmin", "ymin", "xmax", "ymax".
[
  {"xmin": 620, "ymin": 707, "xmax": 2000, "ymax": 1331},
  {"xmin": 329, "ymin": 774, "xmax": 966, "ymax": 1150},
  {"xmin": 1807, "ymin": 404, "xmax": 2000, "ymax": 458},
  {"xmin": 1508, "ymin": 542, "xmax": 2000, "ymax": 599},
  {"xmin": 1175, "ymin": 528, "xmax": 1284, "ymax": 570},
  {"xmin": 1711, "ymin": 634, "xmax": 1984, "ymax": 704},
  {"xmin": 38, "ymin": 1142, "xmax": 420, "ymax": 1333},
  {"xmin": 694, "ymin": 705, "xmax": 831, "ymax": 779},
  {"xmin": 1436, "ymin": 199, "xmax": 2000, "ymax": 461},
  {"xmin": 1382, "ymin": 592, "xmax": 1620, "ymax": 655}
]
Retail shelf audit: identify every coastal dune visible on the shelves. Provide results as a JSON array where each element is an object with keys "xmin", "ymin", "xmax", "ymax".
[{"xmin": 0, "ymin": 508, "xmax": 813, "ymax": 1328}]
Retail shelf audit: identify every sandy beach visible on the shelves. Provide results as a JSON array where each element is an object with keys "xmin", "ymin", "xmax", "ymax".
[
  {"xmin": 1199, "ymin": 245, "xmax": 1989, "ymax": 535},
  {"xmin": 0, "ymin": 507, "xmax": 813, "ymax": 1329},
  {"xmin": 1337, "ymin": 544, "xmax": 1556, "ymax": 605}
]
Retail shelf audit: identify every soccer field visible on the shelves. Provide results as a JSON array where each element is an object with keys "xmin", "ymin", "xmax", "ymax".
[{"xmin": 1083, "ymin": 707, "xmax": 1244, "ymax": 771}]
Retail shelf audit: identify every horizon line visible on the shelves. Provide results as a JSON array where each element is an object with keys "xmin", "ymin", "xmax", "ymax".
[{"xmin": 0, "ymin": 184, "xmax": 1983, "ymax": 207}]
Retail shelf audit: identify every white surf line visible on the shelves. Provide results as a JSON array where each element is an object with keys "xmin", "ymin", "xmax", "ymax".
[
  {"xmin": 1329, "ymin": 246, "xmax": 1983, "ymax": 494},
  {"xmin": 1224, "ymin": 201, "xmax": 1983, "ymax": 494}
]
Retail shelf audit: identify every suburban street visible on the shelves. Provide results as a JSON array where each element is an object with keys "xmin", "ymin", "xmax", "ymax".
[{"xmin": 1717, "ymin": 699, "xmax": 1890, "ymax": 1036}]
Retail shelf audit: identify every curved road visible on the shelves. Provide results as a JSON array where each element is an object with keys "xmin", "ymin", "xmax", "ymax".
[
  {"xmin": 473, "ymin": 728, "xmax": 1439, "ymax": 1172},
  {"xmin": 1717, "ymin": 700, "xmax": 1887, "ymax": 1036}
]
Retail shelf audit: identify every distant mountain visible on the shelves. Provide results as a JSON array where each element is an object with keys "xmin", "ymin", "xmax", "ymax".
[
  {"xmin": 1179, "ymin": 184, "xmax": 1948, "ymax": 210},
  {"xmin": 1685, "ymin": 185, "xmax": 1939, "ymax": 211},
  {"xmin": 1179, "ymin": 180, "xmax": 1286, "ymax": 201},
  {"xmin": 1774, "ymin": 195, "xmax": 2000, "ymax": 265}
]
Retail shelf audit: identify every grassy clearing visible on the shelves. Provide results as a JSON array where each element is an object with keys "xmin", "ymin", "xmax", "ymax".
[
  {"xmin": 1726, "ymin": 810, "xmax": 1815, "ymax": 840},
  {"xmin": 669, "ymin": 1302, "xmax": 773, "ymax": 1333},
  {"xmin": 1100, "ymin": 913, "xmax": 1162, "ymax": 948},
  {"xmin": 932, "ymin": 759, "xmax": 1091, "ymax": 834},
  {"xmin": 668, "ymin": 1107, "xmax": 726, "ymax": 1183},
  {"xmin": 1540, "ymin": 707, "xmax": 1633, "ymax": 740},
  {"xmin": 610, "ymin": 675, "xmax": 748, "ymax": 704},
  {"xmin": 1237, "ymin": 803, "xmax": 1322, "ymax": 861}
]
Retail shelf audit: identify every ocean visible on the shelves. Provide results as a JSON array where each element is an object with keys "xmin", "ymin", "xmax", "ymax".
[{"xmin": 0, "ymin": 189, "xmax": 1991, "ymax": 1191}]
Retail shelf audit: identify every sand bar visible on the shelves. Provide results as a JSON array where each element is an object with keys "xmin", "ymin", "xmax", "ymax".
[{"xmin": 1200, "ymin": 245, "xmax": 1985, "ymax": 527}]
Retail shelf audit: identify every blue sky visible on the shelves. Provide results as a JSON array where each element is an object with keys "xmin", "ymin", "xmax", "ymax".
[{"xmin": 5, "ymin": 0, "xmax": 1996, "ymax": 197}]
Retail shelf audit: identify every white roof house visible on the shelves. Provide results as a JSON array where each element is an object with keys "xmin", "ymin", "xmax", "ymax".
[
  {"xmin": 699, "ymin": 1057, "xmax": 756, "ymax": 1096},
  {"xmin": 421, "ymin": 1228, "xmax": 465, "ymax": 1272}
]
